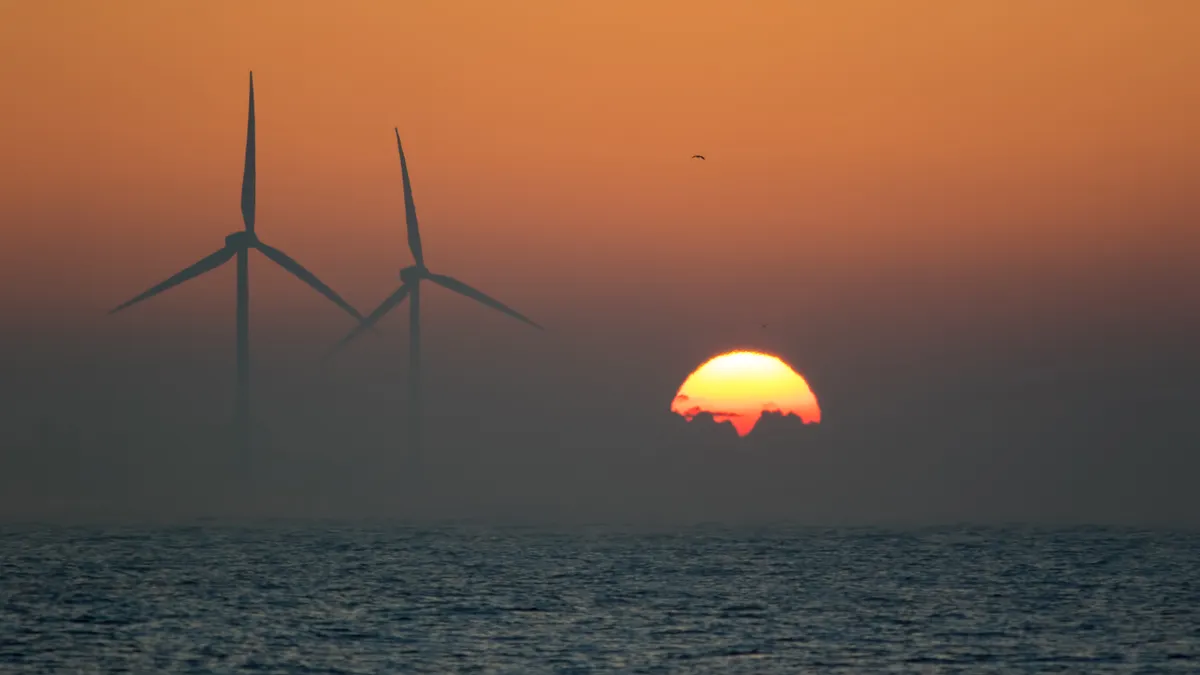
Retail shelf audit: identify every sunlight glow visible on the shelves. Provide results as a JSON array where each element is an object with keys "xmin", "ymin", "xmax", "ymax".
[{"xmin": 671, "ymin": 350, "xmax": 821, "ymax": 437}]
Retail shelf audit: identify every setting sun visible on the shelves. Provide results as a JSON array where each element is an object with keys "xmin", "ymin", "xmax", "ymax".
[{"xmin": 671, "ymin": 350, "xmax": 821, "ymax": 437}]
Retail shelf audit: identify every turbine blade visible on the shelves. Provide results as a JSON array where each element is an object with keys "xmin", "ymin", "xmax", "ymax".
[
  {"xmin": 253, "ymin": 241, "xmax": 365, "ymax": 323},
  {"xmin": 326, "ymin": 284, "xmax": 410, "ymax": 358},
  {"xmin": 395, "ymin": 129, "xmax": 424, "ymax": 267},
  {"xmin": 241, "ymin": 71, "xmax": 256, "ymax": 232},
  {"xmin": 426, "ymin": 273, "xmax": 542, "ymax": 330},
  {"xmin": 109, "ymin": 246, "xmax": 236, "ymax": 314}
]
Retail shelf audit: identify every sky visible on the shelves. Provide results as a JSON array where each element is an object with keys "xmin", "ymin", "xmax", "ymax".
[{"xmin": 0, "ymin": 1, "xmax": 1197, "ymax": 525}]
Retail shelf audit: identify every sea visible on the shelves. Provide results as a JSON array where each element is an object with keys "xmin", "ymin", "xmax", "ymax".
[{"xmin": 1, "ymin": 524, "xmax": 1197, "ymax": 673}]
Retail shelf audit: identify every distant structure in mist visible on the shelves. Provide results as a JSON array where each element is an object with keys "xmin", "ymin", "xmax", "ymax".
[
  {"xmin": 108, "ymin": 72, "xmax": 366, "ymax": 446},
  {"xmin": 328, "ymin": 129, "xmax": 543, "ymax": 462}
]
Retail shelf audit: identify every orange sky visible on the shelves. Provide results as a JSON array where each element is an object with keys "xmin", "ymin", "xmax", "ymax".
[{"xmin": 0, "ymin": 1, "xmax": 1197, "ymax": 340}]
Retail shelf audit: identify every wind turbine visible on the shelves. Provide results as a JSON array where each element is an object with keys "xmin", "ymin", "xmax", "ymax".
[
  {"xmin": 109, "ymin": 72, "xmax": 366, "ymax": 442},
  {"xmin": 329, "ymin": 130, "xmax": 542, "ymax": 459}
]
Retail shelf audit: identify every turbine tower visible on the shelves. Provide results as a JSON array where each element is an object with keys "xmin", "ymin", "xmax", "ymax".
[
  {"xmin": 329, "ymin": 130, "xmax": 542, "ymax": 460},
  {"xmin": 110, "ymin": 72, "xmax": 366, "ymax": 444}
]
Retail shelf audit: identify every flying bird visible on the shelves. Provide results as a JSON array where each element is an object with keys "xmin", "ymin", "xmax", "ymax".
[
  {"xmin": 108, "ymin": 72, "xmax": 366, "ymax": 446},
  {"xmin": 327, "ymin": 129, "xmax": 543, "ymax": 460},
  {"xmin": 692, "ymin": 154, "xmax": 706, "ymax": 160}
]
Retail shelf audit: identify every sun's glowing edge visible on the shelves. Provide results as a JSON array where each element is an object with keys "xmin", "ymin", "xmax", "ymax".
[{"xmin": 670, "ymin": 350, "xmax": 821, "ymax": 436}]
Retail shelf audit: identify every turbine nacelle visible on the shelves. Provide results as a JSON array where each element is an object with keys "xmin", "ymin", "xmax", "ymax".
[
  {"xmin": 225, "ymin": 231, "xmax": 258, "ymax": 249},
  {"xmin": 400, "ymin": 265, "xmax": 426, "ymax": 283}
]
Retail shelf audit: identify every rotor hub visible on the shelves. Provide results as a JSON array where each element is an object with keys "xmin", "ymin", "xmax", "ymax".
[
  {"xmin": 225, "ymin": 231, "xmax": 256, "ymax": 248},
  {"xmin": 399, "ymin": 265, "xmax": 424, "ymax": 283}
]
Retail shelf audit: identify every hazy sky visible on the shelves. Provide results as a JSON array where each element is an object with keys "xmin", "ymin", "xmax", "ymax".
[{"xmin": 0, "ymin": 1, "xmax": 1197, "ymax": 525}]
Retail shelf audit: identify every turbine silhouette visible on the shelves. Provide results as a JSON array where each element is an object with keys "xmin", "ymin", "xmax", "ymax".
[
  {"xmin": 328, "ymin": 129, "xmax": 542, "ymax": 460},
  {"xmin": 109, "ymin": 72, "xmax": 366, "ymax": 444}
]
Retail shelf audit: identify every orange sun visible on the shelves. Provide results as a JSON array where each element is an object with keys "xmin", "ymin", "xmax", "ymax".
[{"xmin": 671, "ymin": 350, "xmax": 821, "ymax": 437}]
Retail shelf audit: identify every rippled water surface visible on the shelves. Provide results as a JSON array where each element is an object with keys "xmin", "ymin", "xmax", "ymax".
[{"xmin": 1, "ymin": 524, "xmax": 1197, "ymax": 673}]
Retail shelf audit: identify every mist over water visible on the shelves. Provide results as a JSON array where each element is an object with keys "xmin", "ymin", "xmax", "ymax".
[{"xmin": 2, "ymin": 310, "xmax": 1198, "ymax": 527}]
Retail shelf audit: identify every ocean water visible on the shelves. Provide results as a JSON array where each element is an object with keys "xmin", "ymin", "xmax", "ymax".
[{"xmin": 1, "ymin": 524, "xmax": 1197, "ymax": 673}]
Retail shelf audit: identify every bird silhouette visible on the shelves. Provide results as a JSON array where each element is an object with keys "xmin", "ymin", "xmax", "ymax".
[{"xmin": 692, "ymin": 154, "xmax": 706, "ymax": 160}]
